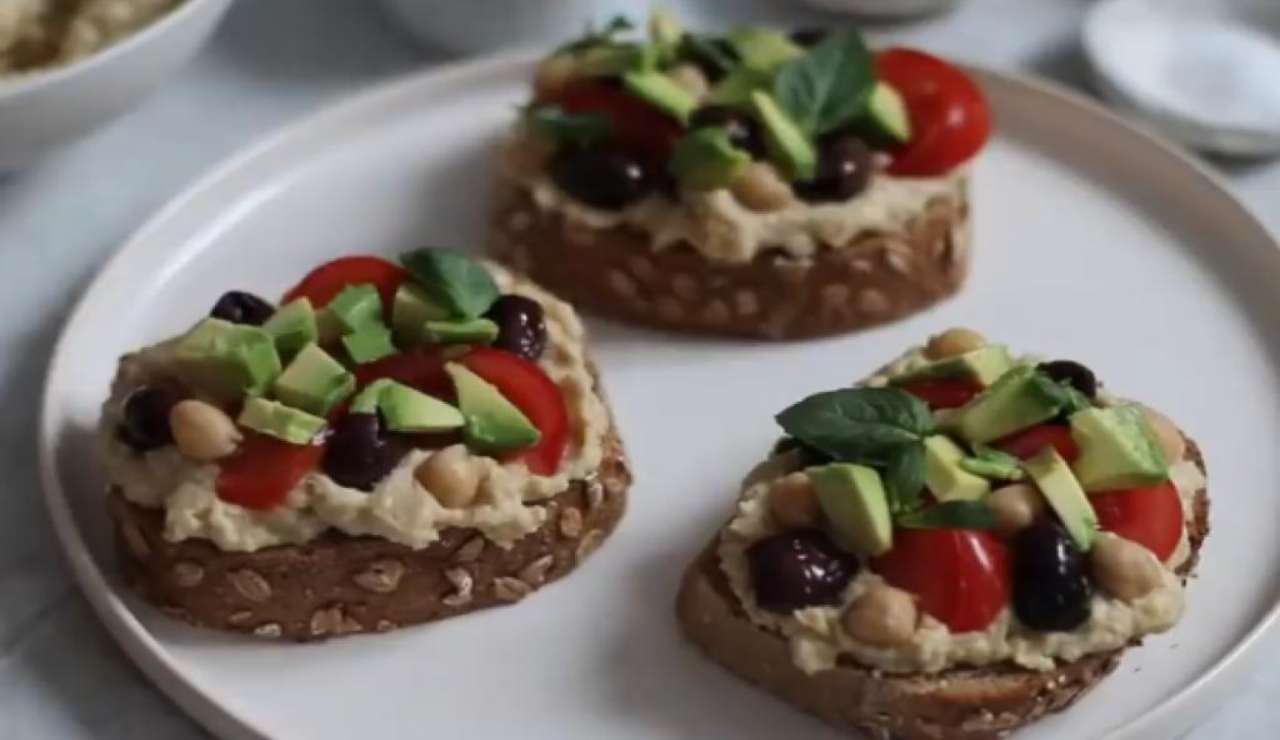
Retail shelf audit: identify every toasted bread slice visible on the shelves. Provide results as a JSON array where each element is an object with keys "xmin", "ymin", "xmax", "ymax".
[{"xmin": 676, "ymin": 436, "xmax": 1208, "ymax": 740}]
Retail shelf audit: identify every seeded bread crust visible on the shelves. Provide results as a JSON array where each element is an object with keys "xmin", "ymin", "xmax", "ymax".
[
  {"xmin": 675, "ymin": 436, "xmax": 1208, "ymax": 740},
  {"xmin": 488, "ymin": 180, "xmax": 971, "ymax": 340},
  {"xmin": 110, "ymin": 387, "xmax": 631, "ymax": 642}
]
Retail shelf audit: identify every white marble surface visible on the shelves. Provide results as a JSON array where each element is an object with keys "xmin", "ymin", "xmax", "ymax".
[{"xmin": 0, "ymin": 1, "xmax": 1275, "ymax": 737}]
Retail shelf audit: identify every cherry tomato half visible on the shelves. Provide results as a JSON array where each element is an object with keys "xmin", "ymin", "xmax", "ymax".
[
  {"xmin": 216, "ymin": 431, "xmax": 326, "ymax": 510},
  {"xmin": 900, "ymin": 378, "xmax": 983, "ymax": 409},
  {"xmin": 994, "ymin": 424, "xmax": 1080, "ymax": 463},
  {"xmin": 872, "ymin": 527, "xmax": 1010, "ymax": 633},
  {"xmin": 1092, "ymin": 481, "xmax": 1183, "ymax": 562},
  {"xmin": 876, "ymin": 48, "xmax": 992, "ymax": 177},
  {"xmin": 461, "ymin": 347, "xmax": 569, "ymax": 476},
  {"xmin": 552, "ymin": 81, "xmax": 683, "ymax": 164},
  {"xmin": 282, "ymin": 256, "xmax": 408, "ymax": 320}
]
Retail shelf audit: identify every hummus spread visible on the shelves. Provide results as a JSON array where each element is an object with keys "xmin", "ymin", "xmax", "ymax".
[
  {"xmin": 719, "ymin": 347, "xmax": 1203, "ymax": 675},
  {"xmin": 99, "ymin": 263, "xmax": 610, "ymax": 553},
  {"xmin": 1, "ymin": 0, "xmax": 180, "ymax": 75}
]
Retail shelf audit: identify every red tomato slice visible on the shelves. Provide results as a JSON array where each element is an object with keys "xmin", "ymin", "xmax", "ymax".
[
  {"xmin": 876, "ymin": 48, "xmax": 992, "ymax": 177},
  {"xmin": 216, "ymin": 431, "xmax": 325, "ymax": 511},
  {"xmin": 1092, "ymin": 481, "xmax": 1183, "ymax": 562},
  {"xmin": 282, "ymin": 256, "xmax": 408, "ymax": 319},
  {"xmin": 900, "ymin": 378, "xmax": 982, "ymax": 409},
  {"xmin": 994, "ymin": 424, "xmax": 1080, "ymax": 462},
  {"xmin": 552, "ymin": 81, "xmax": 683, "ymax": 164},
  {"xmin": 460, "ymin": 347, "xmax": 569, "ymax": 476},
  {"xmin": 353, "ymin": 348, "xmax": 452, "ymax": 400},
  {"xmin": 872, "ymin": 527, "xmax": 1010, "ymax": 633}
]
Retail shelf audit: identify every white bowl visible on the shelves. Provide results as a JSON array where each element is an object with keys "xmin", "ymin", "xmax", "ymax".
[
  {"xmin": 0, "ymin": 0, "xmax": 233, "ymax": 170},
  {"xmin": 378, "ymin": 0, "xmax": 602, "ymax": 56}
]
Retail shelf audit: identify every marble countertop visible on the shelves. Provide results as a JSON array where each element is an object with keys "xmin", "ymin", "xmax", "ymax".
[{"xmin": 0, "ymin": 1, "xmax": 1275, "ymax": 737}]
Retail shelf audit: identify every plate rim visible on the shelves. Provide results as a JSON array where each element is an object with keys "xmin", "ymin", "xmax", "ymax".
[{"xmin": 37, "ymin": 51, "xmax": 1280, "ymax": 740}]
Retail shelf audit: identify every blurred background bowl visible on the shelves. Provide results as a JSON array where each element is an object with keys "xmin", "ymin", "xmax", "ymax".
[
  {"xmin": 0, "ymin": 0, "xmax": 233, "ymax": 171},
  {"xmin": 379, "ymin": 0, "xmax": 603, "ymax": 57}
]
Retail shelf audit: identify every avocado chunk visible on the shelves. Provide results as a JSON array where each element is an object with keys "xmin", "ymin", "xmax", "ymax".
[
  {"xmin": 326, "ymin": 283, "xmax": 383, "ymax": 334},
  {"xmin": 350, "ymin": 378, "xmax": 392, "ymax": 415},
  {"xmin": 623, "ymin": 70, "xmax": 697, "ymax": 123},
  {"xmin": 1023, "ymin": 447, "xmax": 1099, "ymax": 551},
  {"xmin": 262, "ymin": 298, "xmax": 318, "ymax": 361},
  {"xmin": 272, "ymin": 343, "xmax": 354, "ymax": 417},
  {"xmin": 376, "ymin": 380, "xmax": 465, "ymax": 433},
  {"xmin": 173, "ymin": 318, "xmax": 283, "ymax": 402},
  {"xmin": 958, "ymin": 456, "xmax": 1025, "ymax": 482},
  {"xmin": 726, "ymin": 26, "xmax": 803, "ymax": 71},
  {"xmin": 924, "ymin": 435, "xmax": 992, "ymax": 502},
  {"xmin": 808, "ymin": 463, "xmax": 893, "ymax": 556},
  {"xmin": 423, "ymin": 318, "xmax": 499, "ymax": 345},
  {"xmin": 341, "ymin": 327, "xmax": 397, "ymax": 365},
  {"xmin": 670, "ymin": 127, "xmax": 752, "ymax": 191},
  {"xmin": 576, "ymin": 43, "xmax": 656, "ymax": 78},
  {"xmin": 391, "ymin": 283, "xmax": 450, "ymax": 347},
  {"xmin": 952, "ymin": 366, "xmax": 1067, "ymax": 445},
  {"xmin": 750, "ymin": 90, "xmax": 817, "ymax": 181},
  {"xmin": 445, "ymin": 362, "xmax": 541, "ymax": 453},
  {"xmin": 892, "ymin": 345, "xmax": 1014, "ymax": 388},
  {"xmin": 237, "ymin": 397, "xmax": 326, "ymax": 445},
  {"xmin": 1069, "ymin": 405, "xmax": 1169, "ymax": 492},
  {"xmin": 863, "ymin": 82, "xmax": 912, "ymax": 144}
]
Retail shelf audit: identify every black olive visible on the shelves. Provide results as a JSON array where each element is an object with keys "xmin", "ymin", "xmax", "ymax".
[
  {"xmin": 550, "ymin": 146, "xmax": 654, "ymax": 210},
  {"xmin": 118, "ymin": 386, "xmax": 179, "ymax": 452},
  {"xmin": 689, "ymin": 105, "xmax": 766, "ymax": 157},
  {"xmin": 210, "ymin": 291, "xmax": 275, "ymax": 326},
  {"xmin": 747, "ymin": 529, "xmax": 860, "ymax": 613},
  {"xmin": 1039, "ymin": 360, "xmax": 1098, "ymax": 399},
  {"xmin": 771, "ymin": 437, "xmax": 834, "ymax": 466},
  {"xmin": 794, "ymin": 135, "xmax": 874, "ymax": 203},
  {"xmin": 1012, "ymin": 522, "xmax": 1093, "ymax": 631},
  {"xmin": 485, "ymin": 294, "xmax": 547, "ymax": 361},
  {"xmin": 322, "ymin": 413, "xmax": 407, "ymax": 491},
  {"xmin": 790, "ymin": 28, "xmax": 829, "ymax": 47}
]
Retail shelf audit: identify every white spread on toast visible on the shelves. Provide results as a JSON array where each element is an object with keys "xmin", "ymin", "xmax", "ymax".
[{"xmin": 99, "ymin": 264, "xmax": 609, "ymax": 553}]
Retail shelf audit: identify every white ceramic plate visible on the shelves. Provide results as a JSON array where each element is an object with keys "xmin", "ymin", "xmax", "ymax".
[{"xmin": 40, "ymin": 55, "xmax": 1280, "ymax": 739}]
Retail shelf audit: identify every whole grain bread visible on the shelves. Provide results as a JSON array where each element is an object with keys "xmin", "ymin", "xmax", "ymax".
[
  {"xmin": 676, "ymin": 436, "xmax": 1209, "ymax": 740},
  {"xmin": 488, "ymin": 180, "xmax": 971, "ymax": 340}
]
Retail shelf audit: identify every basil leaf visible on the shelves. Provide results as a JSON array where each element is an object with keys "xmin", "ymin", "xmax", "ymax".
[
  {"xmin": 680, "ymin": 33, "xmax": 739, "ymax": 75},
  {"xmin": 883, "ymin": 442, "xmax": 926, "ymax": 515},
  {"xmin": 400, "ymin": 249, "xmax": 499, "ymax": 319},
  {"xmin": 775, "ymin": 387, "xmax": 934, "ymax": 464},
  {"xmin": 527, "ymin": 105, "xmax": 611, "ymax": 146},
  {"xmin": 772, "ymin": 30, "xmax": 875, "ymax": 137},
  {"xmin": 898, "ymin": 500, "xmax": 997, "ymax": 530}
]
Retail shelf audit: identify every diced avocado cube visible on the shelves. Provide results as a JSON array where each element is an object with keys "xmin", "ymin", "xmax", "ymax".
[
  {"xmin": 623, "ymin": 70, "xmax": 697, "ymax": 123},
  {"xmin": 237, "ymin": 397, "xmax": 326, "ymax": 445},
  {"xmin": 749, "ymin": 90, "xmax": 816, "ymax": 182},
  {"xmin": 864, "ymin": 82, "xmax": 912, "ymax": 144},
  {"xmin": 172, "ymin": 318, "xmax": 283, "ymax": 402},
  {"xmin": 326, "ymin": 283, "xmax": 383, "ymax": 334},
  {"xmin": 423, "ymin": 318, "xmax": 499, "ymax": 345},
  {"xmin": 392, "ymin": 283, "xmax": 450, "ymax": 347},
  {"xmin": 952, "ymin": 366, "xmax": 1066, "ymax": 445},
  {"xmin": 272, "ymin": 343, "xmax": 355, "ymax": 417},
  {"xmin": 576, "ymin": 43, "xmax": 656, "ymax": 77},
  {"xmin": 808, "ymin": 463, "xmax": 893, "ymax": 556},
  {"xmin": 445, "ymin": 362, "xmax": 541, "ymax": 453},
  {"xmin": 670, "ymin": 127, "xmax": 752, "ymax": 191},
  {"xmin": 262, "ymin": 298, "xmax": 318, "ymax": 361},
  {"xmin": 376, "ymin": 380, "xmax": 464, "ymax": 433},
  {"xmin": 924, "ymin": 435, "xmax": 992, "ymax": 501},
  {"xmin": 958, "ymin": 456, "xmax": 1025, "ymax": 482},
  {"xmin": 1069, "ymin": 405, "xmax": 1169, "ymax": 492},
  {"xmin": 1023, "ymin": 447, "xmax": 1099, "ymax": 551},
  {"xmin": 342, "ymin": 327, "xmax": 397, "ymax": 365},
  {"xmin": 350, "ymin": 378, "xmax": 393, "ymax": 415},
  {"xmin": 892, "ymin": 345, "xmax": 1014, "ymax": 388},
  {"xmin": 726, "ymin": 26, "xmax": 803, "ymax": 71}
]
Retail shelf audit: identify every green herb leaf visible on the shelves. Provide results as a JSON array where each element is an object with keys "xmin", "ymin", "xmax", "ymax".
[
  {"xmin": 399, "ymin": 249, "xmax": 499, "ymax": 319},
  {"xmin": 669, "ymin": 126, "xmax": 751, "ymax": 190},
  {"xmin": 883, "ymin": 442, "xmax": 926, "ymax": 515},
  {"xmin": 560, "ymin": 15, "xmax": 635, "ymax": 53},
  {"xmin": 775, "ymin": 387, "xmax": 934, "ymax": 464},
  {"xmin": 772, "ymin": 30, "xmax": 875, "ymax": 137},
  {"xmin": 898, "ymin": 500, "xmax": 997, "ymax": 530},
  {"xmin": 1058, "ymin": 383, "xmax": 1093, "ymax": 415},
  {"xmin": 527, "ymin": 105, "xmax": 612, "ymax": 146},
  {"xmin": 680, "ymin": 34, "xmax": 739, "ymax": 75}
]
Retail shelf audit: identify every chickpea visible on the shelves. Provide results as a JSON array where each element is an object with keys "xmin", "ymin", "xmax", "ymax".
[
  {"xmin": 666, "ymin": 63, "xmax": 709, "ymax": 100},
  {"xmin": 989, "ymin": 483, "xmax": 1047, "ymax": 537},
  {"xmin": 168, "ymin": 400, "xmax": 241, "ymax": 462},
  {"xmin": 533, "ymin": 53, "xmax": 578, "ymax": 99},
  {"xmin": 842, "ymin": 583, "xmax": 918, "ymax": 647},
  {"xmin": 1141, "ymin": 406, "xmax": 1186, "ymax": 463},
  {"xmin": 415, "ymin": 445, "xmax": 482, "ymax": 509},
  {"xmin": 1091, "ymin": 534, "xmax": 1164, "ymax": 601},
  {"xmin": 924, "ymin": 328, "xmax": 987, "ymax": 360},
  {"xmin": 767, "ymin": 472, "xmax": 821, "ymax": 529},
  {"xmin": 731, "ymin": 162, "xmax": 794, "ymax": 212}
]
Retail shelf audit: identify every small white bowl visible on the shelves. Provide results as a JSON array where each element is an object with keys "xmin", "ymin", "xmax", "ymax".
[
  {"xmin": 1084, "ymin": 0, "xmax": 1280, "ymax": 157},
  {"xmin": 0, "ymin": 0, "xmax": 233, "ymax": 170}
]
